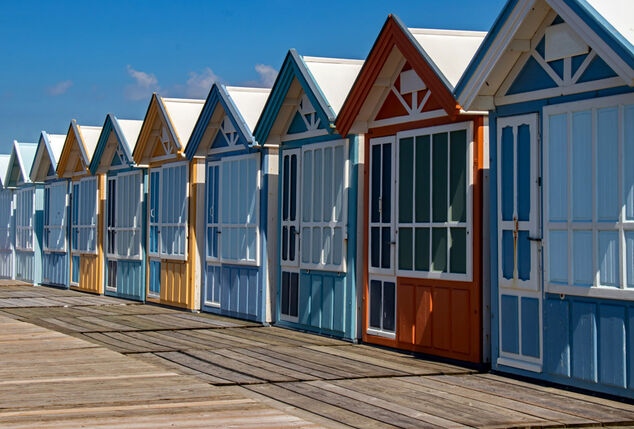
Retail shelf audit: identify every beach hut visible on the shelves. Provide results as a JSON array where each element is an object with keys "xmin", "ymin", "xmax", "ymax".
[
  {"xmin": 0, "ymin": 155, "xmax": 15, "ymax": 279},
  {"xmin": 185, "ymin": 85, "xmax": 274, "ymax": 321},
  {"xmin": 4, "ymin": 141, "xmax": 42, "ymax": 284},
  {"xmin": 336, "ymin": 16, "xmax": 488, "ymax": 362},
  {"xmin": 30, "ymin": 131, "xmax": 69, "ymax": 288},
  {"xmin": 253, "ymin": 51, "xmax": 364, "ymax": 340},
  {"xmin": 133, "ymin": 94, "xmax": 205, "ymax": 310},
  {"xmin": 89, "ymin": 115, "xmax": 144, "ymax": 301},
  {"xmin": 455, "ymin": 0, "xmax": 634, "ymax": 398},
  {"xmin": 56, "ymin": 121, "xmax": 103, "ymax": 294}
]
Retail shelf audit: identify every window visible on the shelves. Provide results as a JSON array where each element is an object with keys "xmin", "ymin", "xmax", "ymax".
[
  {"xmin": 368, "ymin": 278, "xmax": 396, "ymax": 337},
  {"xmin": 44, "ymin": 182, "xmax": 67, "ymax": 252},
  {"xmin": 281, "ymin": 150, "xmax": 299, "ymax": 267},
  {"xmin": 206, "ymin": 163, "xmax": 220, "ymax": 261},
  {"xmin": 107, "ymin": 172, "xmax": 142, "ymax": 260},
  {"xmin": 396, "ymin": 123, "xmax": 472, "ymax": 280},
  {"xmin": 215, "ymin": 155, "xmax": 259, "ymax": 264},
  {"xmin": 280, "ymin": 271, "xmax": 299, "ymax": 320},
  {"xmin": 0, "ymin": 191, "xmax": 12, "ymax": 251},
  {"xmin": 369, "ymin": 138, "xmax": 395, "ymax": 275},
  {"xmin": 300, "ymin": 140, "xmax": 347, "ymax": 271},
  {"xmin": 148, "ymin": 163, "xmax": 188, "ymax": 260},
  {"xmin": 15, "ymin": 188, "xmax": 34, "ymax": 251},
  {"xmin": 72, "ymin": 177, "xmax": 98, "ymax": 254},
  {"xmin": 545, "ymin": 94, "xmax": 634, "ymax": 297}
]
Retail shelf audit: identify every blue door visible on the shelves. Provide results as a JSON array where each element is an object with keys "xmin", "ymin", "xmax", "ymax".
[{"xmin": 496, "ymin": 114, "xmax": 542, "ymax": 372}]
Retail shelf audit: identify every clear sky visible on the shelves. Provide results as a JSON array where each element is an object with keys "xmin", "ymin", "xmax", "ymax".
[{"xmin": 0, "ymin": 0, "xmax": 506, "ymax": 153}]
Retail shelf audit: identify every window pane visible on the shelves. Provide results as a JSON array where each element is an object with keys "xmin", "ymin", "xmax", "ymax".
[
  {"xmin": 313, "ymin": 149, "xmax": 322, "ymax": 222},
  {"xmin": 572, "ymin": 111, "xmax": 592, "ymax": 221},
  {"xmin": 450, "ymin": 227, "xmax": 467, "ymax": 274},
  {"xmin": 431, "ymin": 228, "xmax": 447, "ymax": 272},
  {"xmin": 283, "ymin": 156, "xmax": 289, "ymax": 221},
  {"xmin": 626, "ymin": 232, "xmax": 634, "ymax": 288},
  {"xmin": 323, "ymin": 147, "xmax": 332, "ymax": 222},
  {"xmin": 334, "ymin": 145, "xmax": 344, "ymax": 223},
  {"xmin": 517, "ymin": 124, "xmax": 531, "ymax": 222},
  {"xmin": 449, "ymin": 130, "xmax": 467, "ymax": 222},
  {"xmin": 598, "ymin": 230, "xmax": 619, "ymax": 287},
  {"xmin": 383, "ymin": 281, "xmax": 395, "ymax": 332},
  {"xmin": 289, "ymin": 272, "xmax": 299, "ymax": 317},
  {"xmin": 370, "ymin": 227, "xmax": 380, "ymax": 268},
  {"xmin": 398, "ymin": 227, "xmax": 413, "ymax": 270},
  {"xmin": 369, "ymin": 280, "xmax": 381, "ymax": 330},
  {"xmin": 281, "ymin": 271, "xmax": 290, "ymax": 315},
  {"xmin": 312, "ymin": 227, "xmax": 321, "ymax": 264},
  {"xmin": 399, "ymin": 137, "xmax": 413, "ymax": 223},
  {"xmin": 301, "ymin": 227, "xmax": 311, "ymax": 264},
  {"xmin": 414, "ymin": 227, "xmax": 429, "ymax": 271},
  {"xmin": 432, "ymin": 133, "xmax": 448, "ymax": 222},
  {"xmin": 381, "ymin": 143, "xmax": 391, "ymax": 223},
  {"xmin": 415, "ymin": 135, "xmax": 430, "ymax": 223},
  {"xmin": 625, "ymin": 105, "xmax": 634, "ymax": 220},
  {"xmin": 332, "ymin": 227, "xmax": 343, "ymax": 266},
  {"xmin": 282, "ymin": 226, "xmax": 288, "ymax": 261},
  {"xmin": 549, "ymin": 114, "xmax": 567, "ymax": 221},
  {"xmin": 596, "ymin": 107, "xmax": 619, "ymax": 222},
  {"xmin": 381, "ymin": 227, "xmax": 391, "ymax": 269},
  {"xmin": 322, "ymin": 227, "xmax": 332, "ymax": 265},
  {"xmin": 289, "ymin": 226, "xmax": 296, "ymax": 262},
  {"xmin": 572, "ymin": 230, "xmax": 593, "ymax": 286},
  {"xmin": 290, "ymin": 154, "xmax": 297, "ymax": 222},
  {"xmin": 549, "ymin": 230, "xmax": 568, "ymax": 284},
  {"xmin": 371, "ymin": 145, "xmax": 381, "ymax": 223},
  {"xmin": 302, "ymin": 151, "xmax": 312, "ymax": 222}
]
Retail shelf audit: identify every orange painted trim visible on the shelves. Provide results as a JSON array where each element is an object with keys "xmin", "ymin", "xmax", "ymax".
[{"xmin": 336, "ymin": 15, "xmax": 460, "ymax": 138}]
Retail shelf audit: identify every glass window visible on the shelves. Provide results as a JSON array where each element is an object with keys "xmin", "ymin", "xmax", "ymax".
[
  {"xmin": 0, "ymin": 190, "xmax": 12, "ymax": 251},
  {"xmin": 397, "ymin": 125, "xmax": 471, "ymax": 279},
  {"xmin": 368, "ymin": 278, "xmax": 396, "ymax": 336},
  {"xmin": 15, "ymin": 188, "xmax": 34, "ymax": 251},
  {"xmin": 44, "ymin": 182, "xmax": 67, "ymax": 252},
  {"xmin": 107, "ymin": 172, "xmax": 142, "ymax": 260},
  {"xmin": 72, "ymin": 177, "xmax": 98, "ymax": 254}
]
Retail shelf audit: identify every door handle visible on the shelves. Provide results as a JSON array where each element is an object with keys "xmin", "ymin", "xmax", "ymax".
[{"xmin": 527, "ymin": 236, "xmax": 542, "ymax": 242}]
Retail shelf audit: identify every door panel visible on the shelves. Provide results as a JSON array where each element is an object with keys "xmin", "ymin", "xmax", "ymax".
[{"xmin": 496, "ymin": 114, "xmax": 542, "ymax": 372}]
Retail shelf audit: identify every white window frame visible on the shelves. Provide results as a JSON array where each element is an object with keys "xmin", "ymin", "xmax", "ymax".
[
  {"xmin": 0, "ymin": 190, "xmax": 13, "ymax": 252},
  {"xmin": 543, "ymin": 93, "xmax": 634, "ymax": 300},
  {"xmin": 74, "ymin": 176, "xmax": 99, "ymax": 255},
  {"xmin": 152, "ymin": 161, "xmax": 189, "ymax": 261},
  {"xmin": 43, "ymin": 182, "xmax": 68, "ymax": 253},
  {"xmin": 368, "ymin": 136, "xmax": 397, "ymax": 276},
  {"xmin": 206, "ymin": 161, "xmax": 221, "ymax": 264},
  {"xmin": 281, "ymin": 148, "xmax": 301, "ymax": 269},
  {"xmin": 218, "ymin": 153, "xmax": 261, "ymax": 266},
  {"xmin": 15, "ymin": 188, "xmax": 35, "ymax": 252},
  {"xmin": 366, "ymin": 275, "xmax": 397, "ymax": 339},
  {"xmin": 299, "ymin": 138, "xmax": 349, "ymax": 272},
  {"xmin": 395, "ymin": 122, "xmax": 474, "ymax": 282},
  {"xmin": 107, "ymin": 171, "xmax": 143, "ymax": 261}
]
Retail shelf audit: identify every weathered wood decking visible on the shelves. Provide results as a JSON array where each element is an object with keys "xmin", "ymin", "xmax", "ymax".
[{"xmin": 1, "ymin": 281, "xmax": 633, "ymax": 428}]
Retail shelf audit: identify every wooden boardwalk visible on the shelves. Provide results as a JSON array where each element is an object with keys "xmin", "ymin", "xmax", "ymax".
[{"xmin": 1, "ymin": 282, "xmax": 633, "ymax": 428}]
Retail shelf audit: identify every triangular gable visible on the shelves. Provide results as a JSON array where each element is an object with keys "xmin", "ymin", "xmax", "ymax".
[
  {"xmin": 133, "ymin": 93, "xmax": 204, "ymax": 165},
  {"xmin": 336, "ymin": 15, "xmax": 486, "ymax": 136},
  {"xmin": 5, "ymin": 141, "xmax": 37, "ymax": 188},
  {"xmin": 253, "ymin": 50, "xmax": 363, "ymax": 145},
  {"xmin": 0, "ymin": 155, "xmax": 10, "ymax": 189},
  {"xmin": 456, "ymin": 0, "xmax": 634, "ymax": 111},
  {"xmin": 186, "ymin": 84, "xmax": 271, "ymax": 159},
  {"xmin": 30, "ymin": 131, "xmax": 66, "ymax": 183},
  {"xmin": 56, "ymin": 120, "xmax": 103, "ymax": 178},
  {"xmin": 89, "ymin": 114, "xmax": 143, "ymax": 175}
]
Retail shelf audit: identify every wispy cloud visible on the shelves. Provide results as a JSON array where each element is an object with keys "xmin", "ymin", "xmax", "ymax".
[
  {"xmin": 46, "ymin": 80, "xmax": 73, "ymax": 96},
  {"xmin": 184, "ymin": 67, "xmax": 219, "ymax": 98},
  {"xmin": 243, "ymin": 64, "xmax": 278, "ymax": 88},
  {"xmin": 124, "ymin": 65, "xmax": 159, "ymax": 101}
]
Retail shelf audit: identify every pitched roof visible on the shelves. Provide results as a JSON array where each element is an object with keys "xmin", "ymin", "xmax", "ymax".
[
  {"xmin": 0, "ymin": 155, "xmax": 11, "ymax": 188},
  {"xmin": 5, "ymin": 141, "xmax": 37, "ymax": 187},
  {"xmin": 185, "ymin": 85, "xmax": 270, "ymax": 159},
  {"xmin": 89, "ymin": 114, "xmax": 143, "ymax": 174},
  {"xmin": 253, "ymin": 49, "xmax": 363, "ymax": 144},
  {"xmin": 29, "ymin": 131, "xmax": 67, "ymax": 182},
  {"xmin": 56, "ymin": 120, "xmax": 103, "ymax": 178},
  {"xmin": 455, "ymin": 0, "xmax": 634, "ymax": 110},
  {"xmin": 162, "ymin": 97, "xmax": 206, "ymax": 145}
]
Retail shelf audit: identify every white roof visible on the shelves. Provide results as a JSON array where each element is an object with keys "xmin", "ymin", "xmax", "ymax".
[
  {"xmin": 586, "ymin": 0, "xmax": 634, "ymax": 47},
  {"xmin": 409, "ymin": 28, "xmax": 487, "ymax": 89},
  {"xmin": 116, "ymin": 119, "xmax": 143, "ymax": 153},
  {"xmin": 77, "ymin": 125, "xmax": 103, "ymax": 163},
  {"xmin": 303, "ymin": 56, "xmax": 364, "ymax": 115},
  {"xmin": 0, "ymin": 155, "xmax": 10, "ymax": 187},
  {"xmin": 161, "ymin": 97, "xmax": 205, "ymax": 145},
  {"xmin": 47, "ymin": 133, "xmax": 66, "ymax": 165},
  {"xmin": 225, "ymin": 86, "xmax": 271, "ymax": 132}
]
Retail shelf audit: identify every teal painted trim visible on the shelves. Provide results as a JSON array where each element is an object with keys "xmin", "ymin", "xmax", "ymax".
[
  {"xmin": 89, "ymin": 114, "xmax": 136, "ymax": 175},
  {"xmin": 280, "ymin": 133, "xmax": 341, "ymax": 150},
  {"xmin": 346, "ymin": 134, "xmax": 359, "ymax": 339},
  {"xmin": 253, "ymin": 49, "xmax": 335, "ymax": 146},
  {"xmin": 185, "ymin": 84, "xmax": 256, "ymax": 160},
  {"xmin": 41, "ymin": 177, "xmax": 70, "ymax": 289}
]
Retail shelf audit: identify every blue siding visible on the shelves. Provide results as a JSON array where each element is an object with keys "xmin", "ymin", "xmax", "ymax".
[
  {"xmin": 203, "ymin": 264, "xmax": 261, "ymax": 321},
  {"xmin": 521, "ymin": 297, "xmax": 540, "ymax": 358},
  {"xmin": 599, "ymin": 304, "xmax": 626, "ymax": 388},
  {"xmin": 15, "ymin": 250, "xmax": 35, "ymax": 283},
  {"xmin": 104, "ymin": 260, "xmax": 144, "ymax": 301},
  {"xmin": 42, "ymin": 252, "xmax": 68, "ymax": 287},
  {"xmin": 0, "ymin": 251, "xmax": 12, "ymax": 279},
  {"xmin": 500, "ymin": 294, "xmax": 519, "ymax": 354},
  {"xmin": 149, "ymin": 260, "xmax": 160, "ymax": 295}
]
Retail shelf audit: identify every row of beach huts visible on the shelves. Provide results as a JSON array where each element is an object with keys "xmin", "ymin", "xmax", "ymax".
[{"xmin": 0, "ymin": 0, "xmax": 632, "ymax": 399}]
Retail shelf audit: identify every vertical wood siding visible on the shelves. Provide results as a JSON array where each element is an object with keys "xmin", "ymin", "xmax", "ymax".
[
  {"xmin": 203, "ymin": 264, "xmax": 260, "ymax": 320},
  {"xmin": 15, "ymin": 250, "xmax": 34, "ymax": 283},
  {"xmin": 0, "ymin": 252, "xmax": 12, "ymax": 279},
  {"xmin": 42, "ymin": 252, "xmax": 68, "ymax": 287}
]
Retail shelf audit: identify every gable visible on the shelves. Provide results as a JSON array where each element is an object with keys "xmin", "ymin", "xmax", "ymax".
[
  {"xmin": 285, "ymin": 94, "xmax": 327, "ymax": 136},
  {"xmin": 501, "ymin": 14, "xmax": 620, "ymax": 102}
]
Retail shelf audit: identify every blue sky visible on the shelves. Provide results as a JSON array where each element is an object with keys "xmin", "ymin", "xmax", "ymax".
[{"xmin": 0, "ymin": 0, "xmax": 505, "ymax": 153}]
